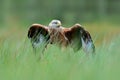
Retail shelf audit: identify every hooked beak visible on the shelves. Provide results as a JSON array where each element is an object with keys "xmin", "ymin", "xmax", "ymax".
[{"xmin": 57, "ymin": 23, "xmax": 61, "ymax": 27}]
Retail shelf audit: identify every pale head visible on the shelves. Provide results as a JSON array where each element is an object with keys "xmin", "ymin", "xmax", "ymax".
[{"xmin": 49, "ymin": 20, "xmax": 61, "ymax": 28}]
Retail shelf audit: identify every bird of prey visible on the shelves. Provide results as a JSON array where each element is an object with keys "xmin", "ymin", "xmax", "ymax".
[{"xmin": 28, "ymin": 20, "xmax": 95, "ymax": 54}]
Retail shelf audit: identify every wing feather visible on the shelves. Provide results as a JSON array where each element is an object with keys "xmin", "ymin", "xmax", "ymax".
[
  {"xmin": 81, "ymin": 30, "xmax": 95, "ymax": 54},
  {"xmin": 63, "ymin": 24, "xmax": 84, "ymax": 52},
  {"xmin": 28, "ymin": 24, "xmax": 50, "ymax": 48},
  {"xmin": 63, "ymin": 24, "xmax": 95, "ymax": 53}
]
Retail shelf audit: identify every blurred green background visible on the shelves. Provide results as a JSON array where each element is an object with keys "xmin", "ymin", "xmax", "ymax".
[
  {"xmin": 0, "ymin": 1, "xmax": 120, "ymax": 80},
  {"xmin": 0, "ymin": 0, "xmax": 120, "ymax": 46},
  {"xmin": 0, "ymin": 0, "xmax": 120, "ymax": 27}
]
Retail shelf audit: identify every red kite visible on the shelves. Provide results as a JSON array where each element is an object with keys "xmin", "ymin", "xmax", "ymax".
[{"xmin": 28, "ymin": 20, "xmax": 95, "ymax": 54}]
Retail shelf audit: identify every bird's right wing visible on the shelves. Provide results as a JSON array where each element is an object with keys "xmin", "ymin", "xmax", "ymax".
[{"xmin": 28, "ymin": 24, "xmax": 50, "ymax": 48}]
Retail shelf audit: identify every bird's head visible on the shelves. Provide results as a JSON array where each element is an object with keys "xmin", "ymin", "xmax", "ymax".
[{"xmin": 49, "ymin": 20, "xmax": 61, "ymax": 28}]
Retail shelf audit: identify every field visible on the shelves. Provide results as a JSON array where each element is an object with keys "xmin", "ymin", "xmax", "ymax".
[{"xmin": 0, "ymin": 22, "xmax": 120, "ymax": 80}]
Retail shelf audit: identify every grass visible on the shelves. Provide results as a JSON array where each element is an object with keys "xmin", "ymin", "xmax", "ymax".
[{"xmin": 0, "ymin": 23, "xmax": 120, "ymax": 80}]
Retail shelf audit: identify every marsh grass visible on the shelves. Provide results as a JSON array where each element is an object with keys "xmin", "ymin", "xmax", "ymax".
[
  {"xmin": 0, "ymin": 26, "xmax": 120, "ymax": 80},
  {"xmin": 0, "ymin": 36, "xmax": 120, "ymax": 80}
]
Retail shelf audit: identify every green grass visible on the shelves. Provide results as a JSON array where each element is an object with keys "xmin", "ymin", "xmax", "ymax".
[
  {"xmin": 0, "ymin": 25, "xmax": 120, "ymax": 80},
  {"xmin": 1, "ymin": 37, "xmax": 120, "ymax": 80}
]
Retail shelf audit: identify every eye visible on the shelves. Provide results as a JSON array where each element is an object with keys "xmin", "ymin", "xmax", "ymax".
[{"xmin": 53, "ymin": 22, "xmax": 58, "ymax": 24}]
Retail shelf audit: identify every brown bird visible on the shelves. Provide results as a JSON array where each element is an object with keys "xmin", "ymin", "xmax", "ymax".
[{"xmin": 28, "ymin": 20, "xmax": 95, "ymax": 54}]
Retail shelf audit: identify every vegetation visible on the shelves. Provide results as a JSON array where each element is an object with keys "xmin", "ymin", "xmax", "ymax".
[
  {"xmin": 1, "ymin": 0, "xmax": 120, "ymax": 26},
  {"xmin": 0, "ymin": 23, "xmax": 120, "ymax": 80},
  {"xmin": 0, "ymin": 0, "xmax": 120, "ymax": 80}
]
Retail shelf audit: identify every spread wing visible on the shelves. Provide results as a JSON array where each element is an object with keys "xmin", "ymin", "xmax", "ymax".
[
  {"xmin": 63, "ymin": 24, "xmax": 84, "ymax": 52},
  {"xmin": 81, "ymin": 30, "xmax": 95, "ymax": 54},
  {"xmin": 63, "ymin": 24, "xmax": 95, "ymax": 53},
  {"xmin": 28, "ymin": 24, "xmax": 50, "ymax": 48}
]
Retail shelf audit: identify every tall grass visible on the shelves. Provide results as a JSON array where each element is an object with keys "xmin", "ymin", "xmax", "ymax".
[
  {"xmin": 0, "ymin": 37, "xmax": 119, "ymax": 80},
  {"xmin": 0, "ymin": 26, "xmax": 120, "ymax": 80}
]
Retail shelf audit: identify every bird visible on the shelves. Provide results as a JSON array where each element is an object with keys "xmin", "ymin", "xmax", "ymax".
[{"xmin": 27, "ymin": 20, "xmax": 95, "ymax": 54}]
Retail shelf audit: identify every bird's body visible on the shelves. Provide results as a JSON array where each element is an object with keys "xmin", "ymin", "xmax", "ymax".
[
  {"xmin": 49, "ymin": 28, "xmax": 69, "ymax": 47},
  {"xmin": 28, "ymin": 20, "xmax": 95, "ymax": 54}
]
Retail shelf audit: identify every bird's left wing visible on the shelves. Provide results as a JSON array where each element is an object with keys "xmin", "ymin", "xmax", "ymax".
[
  {"xmin": 63, "ymin": 24, "xmax": 95, "ymax": 54},
  {"xmin": 63, "ymin": 24, "xmax": 83, "ymax": 52},
  {"xmin": 81, "ymin": 29, "xmax": 95, "ymax": 54}
]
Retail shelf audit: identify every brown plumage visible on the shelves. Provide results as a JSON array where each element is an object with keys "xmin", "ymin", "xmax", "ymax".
[
  {"xmin": 27, "ymin": 20, "xmax": 95, "ymax": 54},
  {"xmin": 62, "ymin": 24, "xmax": 84, "ymax": 52},
  {"xmin": 28, "ymin": 24, "xmax": 50, "ymax": 50},
  {"xmin": 49, "ymin": 28, "xmax": 69, "ymax": 47}
]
